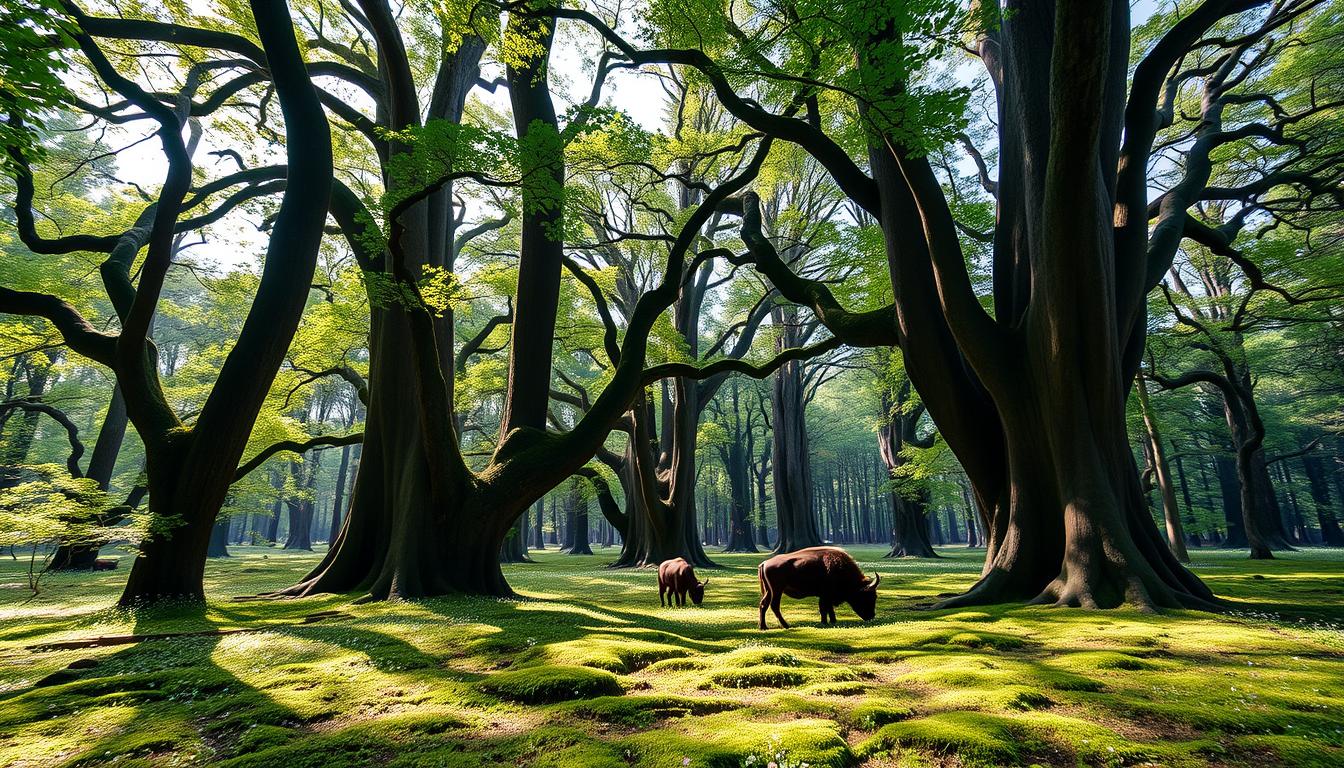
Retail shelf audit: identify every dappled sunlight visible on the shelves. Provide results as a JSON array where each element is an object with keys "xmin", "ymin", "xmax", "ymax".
[{"xmin": 2, "ymin": 546, "xmax": 1342, "ymax": 765}]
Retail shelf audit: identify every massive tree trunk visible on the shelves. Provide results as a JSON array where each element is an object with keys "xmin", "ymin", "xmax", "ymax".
[{"xmin": 855, "ymin": 1, "xmax": 1216, "ymax": 609}]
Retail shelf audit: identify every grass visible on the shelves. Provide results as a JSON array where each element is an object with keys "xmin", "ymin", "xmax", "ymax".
[{"xmin": 0, "ymin": 545, "xmax": 1342, "ymax": 767}]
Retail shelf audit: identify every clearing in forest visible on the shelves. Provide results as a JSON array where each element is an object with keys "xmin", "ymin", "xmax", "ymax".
[{"xmin": 2, "ymin": 546, "xmax": 1342, "ymax": 768}]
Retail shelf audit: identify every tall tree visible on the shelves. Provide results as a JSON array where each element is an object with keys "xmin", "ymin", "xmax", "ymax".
[{"xmin": 1, "ymin": 0, "xmax": 334, "ymax": 603}]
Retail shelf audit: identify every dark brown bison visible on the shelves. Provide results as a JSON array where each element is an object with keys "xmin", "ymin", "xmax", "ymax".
[
  {"xmin": 757, "ymin": 547, "xmax": 880, "ymax": 629},
  {"xmin": 658, "ymin": 557, "xmax": 708, "ymax": 606},
  {"xmin": 92, "ymin": 559, "xmax": 118, "ymax": 571}
]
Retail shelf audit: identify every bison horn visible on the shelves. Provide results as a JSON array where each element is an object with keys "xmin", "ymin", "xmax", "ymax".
[
  {"xmin": 700, "ymin": 579, "xmax": 708, "ymax": 587},
  {"xmin": 869, "ymin": 573, "xmax": 881, "ymax": 590}
]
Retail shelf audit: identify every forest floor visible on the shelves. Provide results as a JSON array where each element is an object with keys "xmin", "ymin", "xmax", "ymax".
[{"xmin": 1, "ymin": 546, "xmax": 1342, "ymax": 768}]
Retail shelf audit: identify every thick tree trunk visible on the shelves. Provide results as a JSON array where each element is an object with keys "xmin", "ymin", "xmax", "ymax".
[
  {"xmin": 850, "ymin": 4, "xmax": 1220, "ymax": 610},
  {"xmin": 117, "ymin": 1, "xmax": 332, "ymax": 604}
]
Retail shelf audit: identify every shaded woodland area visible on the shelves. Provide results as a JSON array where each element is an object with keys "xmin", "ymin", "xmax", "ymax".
[{"xmin": 1, "ymin": 0, "xmax": 1343, "ymax": 765}]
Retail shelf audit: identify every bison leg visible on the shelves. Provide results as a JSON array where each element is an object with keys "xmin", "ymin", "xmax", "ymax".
[
  {"xmin": 827, "ymin": 605, "xmax": 838, "ymax": 624},
  {"xmin": 677, "ymin": 590, "xmax": 685, "ymax": 607},
  {"xmin": 770, "ymin": 592, "xmax": 789, "ymax": 629},
  {"xmin": 659, "ymin": 583, "xmax": 667, "ymax": 607},
  {"xmin": 818, "ymin": 600, "xmax": 831, "ymax": 625}
]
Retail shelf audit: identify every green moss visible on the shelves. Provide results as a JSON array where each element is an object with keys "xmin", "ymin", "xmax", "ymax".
[
  {"xmin": 1232, "ymin": 735, "xmax": 1344, "ymax": 767},
  {"xmin": 3, "ymin": 546, "xmax": 1344, "ymax": 768},
  {"xmin": 623, "ymin": 715, "xmax": 853, "ymax": 768},
  {"xmin": 850, "ymin": 700, "xmax": 914, "ymax": 729},
  {"xmin": 538, "ymin": 636, "xmax": 690, "ymax": 672},
  {"xmin": 478, "ymin": 664, "xmax": 623, "ymax": 703},
  {"xmin": 858, "ymin": 712, "xmax": 1047, "ymax": 766},
  {"xmin": 565, "ymin": 694, "xmax": 740, "ymax": 727},
  {"xmin": 937, "ymin": 611, "xmax": 997, "ymax": 622},
  {"xmin": 703, "ymin": 664, "xmax": 809, "ymax": 689}
]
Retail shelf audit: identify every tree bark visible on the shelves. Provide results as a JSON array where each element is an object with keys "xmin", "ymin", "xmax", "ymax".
[
  {"xmin": 1136, "ymin": 374, "xmax": 1189, "ymax": 562},
  {"xmin": 770, "ymin": 305, "xmax": 822, "ymax": 553}
]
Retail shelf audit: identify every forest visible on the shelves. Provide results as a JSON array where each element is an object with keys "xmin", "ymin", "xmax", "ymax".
[{"xmin": 0, "ymin": 0, "xmax": 1342, "ymax": 766}]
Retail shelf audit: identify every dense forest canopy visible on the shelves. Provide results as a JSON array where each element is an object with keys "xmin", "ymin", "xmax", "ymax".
[{"xmin": 0, "ymin": 0, "xmax": 1341, "ymax": 612}]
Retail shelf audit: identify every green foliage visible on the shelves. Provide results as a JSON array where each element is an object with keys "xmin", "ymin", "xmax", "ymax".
[{"xmin": 0, "ymin": 0, "xmax": 75, "ymax": 171}]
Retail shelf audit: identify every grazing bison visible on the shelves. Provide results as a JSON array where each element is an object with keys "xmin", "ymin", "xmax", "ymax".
[
  {"xmin": 658, "ymin": 558, "xmax": 708, "ymax": 607},
  {"xmin": 758, "ymin": 547, "xmax": 880, "ymax": 629}
]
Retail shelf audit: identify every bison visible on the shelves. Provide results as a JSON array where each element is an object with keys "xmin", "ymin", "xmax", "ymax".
[
  {"xmin": 658, "ymin": 557, "xmax": 708, "ymax": 607},
  {"xmin": 757, "ymin": 546, "xmax": 880, "ymax": 629}
]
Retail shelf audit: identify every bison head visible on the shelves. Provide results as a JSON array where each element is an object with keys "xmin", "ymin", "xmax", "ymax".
[
  {"xmin": 849, "ymin": 573, "xmax": 881, "ymax": 621},
  {"xmin": 690, "ymin": 579, "xmax": 708, "ymax": 605}
]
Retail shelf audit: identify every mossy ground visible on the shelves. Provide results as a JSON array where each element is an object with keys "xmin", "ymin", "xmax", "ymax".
[{"xmin": 1, "ymin": 546, "xmax": 1342, "ymax": 767}]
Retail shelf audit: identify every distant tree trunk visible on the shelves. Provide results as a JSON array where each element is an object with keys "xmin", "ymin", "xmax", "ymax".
[
  {"xmin": 533, "ymin": 496, "xmax": 545, "ymax": 549},
  {"xmin": 265, "ymin": 469, "xmax": 284, "ymax": 544},
  {"xmin": 500, "ymin": 509, "xmax": 533, "ymax": 563},
  {"xmin": 1303, "ymin": 455, "xmax": 1344, "ymax": 546},
  {"xmin": 207, "ymin": 515, "xmax": 230, "ymax": 558},
  {"xmin": 1215, "ymin": 455, "xmax": 1246, "ymax": 548},
  {"xmin": 50, "ymin": 384, "xmax": 129, "ymax": 570},
  {"xmin": 755, "ymin": 447, "xmax": 771, "ymax": 548},
  {"xmin": 283, "ymin": 457, "xmax": 316, "ymax": 551},
  {"xmin": 329, "ymin": 442, "xmax": 352, "ymax": 542},
  {"xmin": 1136, "ymin": 375, "xmax": 1189, "ymax": 562},
  {"xmin": 721, "ymin": 381, "xmax": 758, "ymax": 552},
  {"xmin": 568, "ymin": 477, "xmax": 593, "ymax": 555},
  {"xmin": 879, "ymin": 381, "xmax": 938, "ymax": 558},
  {"xmin": 771, "ymin": 306, "xmax": 821, "ymax": 553}
]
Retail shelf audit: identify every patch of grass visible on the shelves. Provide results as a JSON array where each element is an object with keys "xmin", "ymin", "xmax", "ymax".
[
  {"xmin": 858, "ymin": 711, "xmax": 1047, "ymax": 766},
  {"xmin": 477, "ymin": 664, "xmax": 623, "ymax": 703},
  {"xmin": 850, "ymin": 700, "xmax": 914, "ymax": 729},
  {"xmin": 564, "ymin": 694, "xmax": 739, "ymax": 727},
  {"xmin": 703, "ymin": 664, "xmax": 810, "ymax": 689}
]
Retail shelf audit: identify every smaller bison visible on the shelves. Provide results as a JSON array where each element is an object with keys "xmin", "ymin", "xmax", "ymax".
[
  {"xmin": 658, "ymin": 557, "xmax": 708, "ymax": 607},
  {"xmin": 758, "ymin": 547, "xmax": 880, "ymax": 629}
]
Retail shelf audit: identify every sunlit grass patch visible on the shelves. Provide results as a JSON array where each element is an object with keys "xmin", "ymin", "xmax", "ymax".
[{"xmin": 477, "ymin": 664, "xmax": 624, "ymax": 703}]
